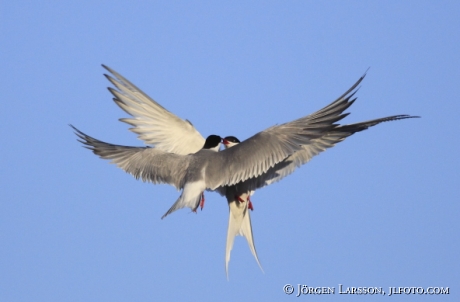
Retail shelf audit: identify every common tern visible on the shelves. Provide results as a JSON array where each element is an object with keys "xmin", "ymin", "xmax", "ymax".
[{"xmin": 72, "ymin": 65, "xmax": 419, "ymax": 275}]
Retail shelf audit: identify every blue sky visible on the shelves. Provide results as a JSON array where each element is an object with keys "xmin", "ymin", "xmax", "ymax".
[{"xmin": 1, "ymin": 1, "xmax": 459, "ymax": 301}]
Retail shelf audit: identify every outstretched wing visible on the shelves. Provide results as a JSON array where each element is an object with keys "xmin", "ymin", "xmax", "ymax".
[
  {"xmin": 102, "ymin": 65, "xmax": 206, "ymax": 154},
  {"xmin": 204, "ymin": 74, "xmax": 366, "ymax": 189},
  {"xmin": 71, "ymin": 125, "xmax": 189, "ymax": 190},
  {"xmin": 241, "ymin": 115, "xmax": 419, "ymax": 191}
]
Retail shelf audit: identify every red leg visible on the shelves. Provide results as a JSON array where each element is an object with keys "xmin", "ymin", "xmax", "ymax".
[
  {"xmin": 200, "ymin": 192, "xmax": 205, "ymax": 210},
  {"xmin": 236, "ymin": 195, "xmax": 254, "ymax": 211}
]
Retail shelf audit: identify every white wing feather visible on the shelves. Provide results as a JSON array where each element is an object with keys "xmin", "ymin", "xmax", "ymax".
[{"xmin": 102, "ymin": 65, "xmax": 205, "ymax": 154}]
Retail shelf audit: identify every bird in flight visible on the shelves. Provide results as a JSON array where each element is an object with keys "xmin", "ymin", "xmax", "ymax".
[{"xmin": 72, "ymin": 65, "xmax": 418, "ymax": 276}]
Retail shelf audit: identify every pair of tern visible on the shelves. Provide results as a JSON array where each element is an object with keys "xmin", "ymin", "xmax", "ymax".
[{"xmin": 72, "ymin": 65, "xmax": 418, "ymax": 277}]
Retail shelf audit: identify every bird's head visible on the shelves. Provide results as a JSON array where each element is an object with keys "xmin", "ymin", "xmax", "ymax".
[
  {"xmin": 203, "ymin": 135, "xmax": 223, "ymax": 151},
  {"xmin": 222, "ymin": 136, "xmax": 240, "ymax": 149}
]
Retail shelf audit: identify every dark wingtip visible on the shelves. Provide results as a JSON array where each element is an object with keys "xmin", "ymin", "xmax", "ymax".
[
  {"xmin": 69, "ymin": 125, "xmax": 88, "ymax": 146},
  {"xmin": 102, "ymin": 64, "xmax": 117, "ymax": 76},
  {"xmin": 363, "ymin": 66, "xmax": 370, "ymax": 78},
  {"xmin": 394, "ymin": 115, "xmax": 421, "ymax": 120}
]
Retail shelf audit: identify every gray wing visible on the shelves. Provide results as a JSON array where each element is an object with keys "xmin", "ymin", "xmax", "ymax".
[
  {"xmin": 204, "ymin": 74, "xmax": 366, "ymax": 189},
  {"xmin": 102, "ymin": 65, "xmax": 206, "ymax": 154},
  {"xmin": 71, "ymin": 125, "xmax": 189, "ymax": 189},
  {"xmin": 240, "ymin": 115, "xmax": 419, "ymax": 191}
]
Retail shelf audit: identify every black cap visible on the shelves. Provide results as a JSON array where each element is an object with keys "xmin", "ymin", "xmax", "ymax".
[
  {"xmin": 203, "ymin": 135, "xmax": 222, "ymax": 149},
  {"xmin": 223, "ymin": 136, "xmax": 240, "ymax": 143}
]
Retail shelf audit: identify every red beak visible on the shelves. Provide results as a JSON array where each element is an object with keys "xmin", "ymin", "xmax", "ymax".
[{"xmin": 222, "ymin": 138, "xmax": 229, "ymax": 145}]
